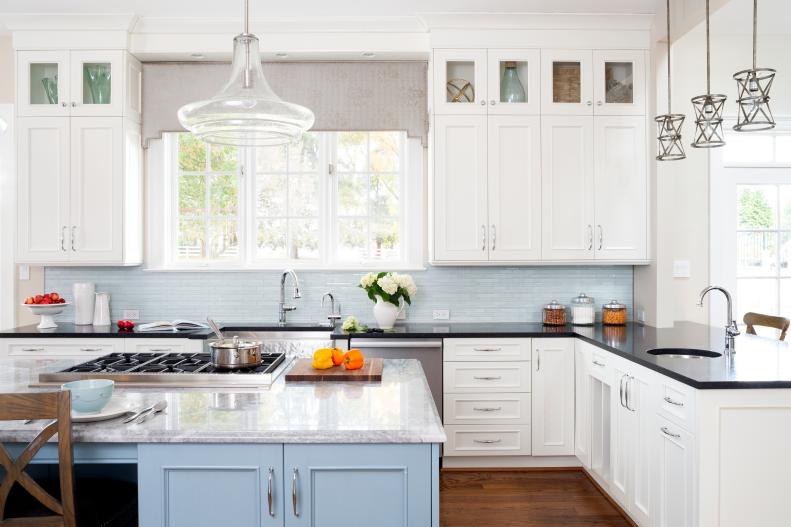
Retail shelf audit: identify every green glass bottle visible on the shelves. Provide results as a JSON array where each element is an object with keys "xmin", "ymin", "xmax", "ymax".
[{"xmin": 500, "ymin": 62, "xmax": 526, "ymax": 103}]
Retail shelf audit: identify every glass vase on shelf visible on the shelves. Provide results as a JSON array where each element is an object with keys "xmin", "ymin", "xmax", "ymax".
[
  {"xmin": 84, "ymin": 64, "xmax": 111, "ymax": 104},
  {"xmin": 500, "ymin": 62, "xmax": 526, "ymax": 103},
  {"xmin": 41, "ymin": 75, "xmax": 58, "ymax": 104}
]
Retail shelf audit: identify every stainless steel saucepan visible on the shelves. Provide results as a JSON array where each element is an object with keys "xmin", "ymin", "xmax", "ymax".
[{"xmin": 207, "ymin": 318, "xmax": 263, "ymax": 370}]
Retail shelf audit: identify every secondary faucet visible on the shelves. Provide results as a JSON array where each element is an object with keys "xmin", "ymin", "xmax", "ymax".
[
  {"xmin": 278, "ymin": 269, "xmax": 302, "ymax": 325},
  {"xmin": 697, "ymin": 285, "xmax": 740, "ymax": 354},
  {"xmin": 321, "ymin": 292, "xmax": 342, "ymax": 326}
]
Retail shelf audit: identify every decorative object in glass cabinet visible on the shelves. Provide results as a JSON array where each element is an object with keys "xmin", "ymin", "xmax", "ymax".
[
  {"xmin": 83, "ymin": 63, "xmax": 112, "ymax": 104},
  {"xmin": 500, "ymin": 61, "xmax": 526, "ymax": 103},
  {"xmin": 29, "ymin": 63, "xmax": 59, "ymax": 105},
  {"xmin": 446, "ymin": 60, "xmax": 476, "ymax": 103},
  {"xmin": 604, "ymin": 62, "xmax": 634, "ymax": 104},
  {"xmin": 553, "ymin": 62, "xmax": 581, "ymax": 103}
]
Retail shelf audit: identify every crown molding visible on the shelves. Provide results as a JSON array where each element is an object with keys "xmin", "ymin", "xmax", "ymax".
[
  {"xmin": 416, "ymin": 12, "xmax": 655, "ymax": 31},
  {"xmin": 3, "ymin": 13, "xmax": 137, "ymax": 32},
  {"xmin": 133, "ymin": 16, "xmax": 428, "ymax": 34}
]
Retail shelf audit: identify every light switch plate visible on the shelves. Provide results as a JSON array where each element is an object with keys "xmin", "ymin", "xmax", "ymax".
[
  {"xmin": 18, "ymin": 265, "xmax": 29, "ymax": 281},
  {"xmin": 673, "ymin": 260, "xmax": 691, "ymax": 278},
  {"xmin": 122, "ymin": 309, "xmax": 140, "ymax": 320},
  {"xmin": 433, "ymin": 309, "xmax": 450, "ymax": 320}
]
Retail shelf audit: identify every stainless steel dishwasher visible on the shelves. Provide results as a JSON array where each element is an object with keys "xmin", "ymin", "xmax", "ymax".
[{"xmin": 350, "ymin": 338, "xmax": 443, "ymax": 418}]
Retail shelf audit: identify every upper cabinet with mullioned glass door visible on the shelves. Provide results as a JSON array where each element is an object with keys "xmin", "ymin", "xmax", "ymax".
[
  {"xmin": 433, "ymin": 49, "xmax": 540, "ymax": 115},
  {"xmin": 17, "ymin": 49, "xmax": 142, "ymax": 121},
  {"xmin": 541, "ymin": 49, "xmax": 645, "ymax": 116}
]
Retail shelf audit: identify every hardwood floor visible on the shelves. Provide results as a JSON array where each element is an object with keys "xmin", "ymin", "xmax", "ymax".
[{"xmin": 440, "ymin": 469, "xmax": 633, "ymax": 527}]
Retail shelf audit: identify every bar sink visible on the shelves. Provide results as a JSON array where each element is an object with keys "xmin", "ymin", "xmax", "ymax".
[{"xmin": 647, "ymin": 348, "xmax": 722, "ymax": 359}]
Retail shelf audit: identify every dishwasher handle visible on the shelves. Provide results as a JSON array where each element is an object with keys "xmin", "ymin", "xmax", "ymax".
[{"xmin": 351, "ymin": 339, "xmax": 442, "ymax": 349}]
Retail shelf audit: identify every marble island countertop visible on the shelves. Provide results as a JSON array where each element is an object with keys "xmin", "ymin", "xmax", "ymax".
[{"xmin": 0, "ymin": 358, "xmax": 446, "ymax": 445}]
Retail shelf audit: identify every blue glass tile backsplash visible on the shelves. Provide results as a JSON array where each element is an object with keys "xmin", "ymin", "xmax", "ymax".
[{"xmin": 45, "ymin": 266, "xmax": 633, "ymax": 324}]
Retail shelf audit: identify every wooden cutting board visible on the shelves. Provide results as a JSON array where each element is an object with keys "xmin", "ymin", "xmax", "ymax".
[{"xmin": 285, "ymin": 358, "xmax": 383, "ymax": 382}]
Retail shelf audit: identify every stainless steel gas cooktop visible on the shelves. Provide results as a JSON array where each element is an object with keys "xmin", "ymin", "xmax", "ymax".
[{"xmin": 38, "ymin": 352, "xmax": 288, "ymax": 388}]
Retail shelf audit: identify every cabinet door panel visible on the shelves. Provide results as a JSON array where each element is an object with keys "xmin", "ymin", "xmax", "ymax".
[
  {"xmin": 541, "ymin": 50, "xmax": 593, "ymax": 115},
  {"xmin": 285, "ymin": 444, "xmax": 431, "ymax": 527},
  {"xmin": 631, "ymin": 373, "xmax": 654, "ymax": 527},
  {"xmin": 487, "ymin": 49, "xmax": 540, "ymax": 115},
  {"xmin": 70, "ymin": 117, "xmax": 123, "ymax": 262},
  {"xmin": 532, "ymin": 338, "xmax": 575, "ymax": 456},
  {"xmin": 433, "ymin": 49, "xmax": 487, "ymax": 115},
  {"xmin": 17, "ymin": 117, "xmax": 71, "ymax": 262},
  {"xmin": 593, "ymin": 50, "xmax": 646, "ymax": 115},
  {"xmin": 433, "ymin": 115, "xmax": 488, "ymax": 261},
  {"xmin": 138, "ymin": 443, "xmax": 284, "ymax": 527},
  {"xmin": 609, "ymin": 367, "xmax": 633, "ymax": 509},
  {"xmin": 69, "ymin": 50, "xmax": 124, "ymax": 117},
  {"xmin": 656, "ymin": 416, "xmax": 694, "ymax": 527},
  {"xmin": 487, "ymin": 116, "xmax": 541, "ymax": 261},
  {"xmin": 594, "ymin": 116, "xmax": 647, "ymax": 260},
  {"xmin": 541, "ymin": 116, "xmax": 595, "ymax": 260},
  {"xmin": 18, "ymin": 50, "xmax": 70, "ymax": 117},
  {"xmin": 574, "ymin": 344, "xmax": 591, "ymax": 467}
]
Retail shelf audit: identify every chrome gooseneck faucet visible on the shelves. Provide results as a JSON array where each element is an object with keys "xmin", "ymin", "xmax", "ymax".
[
  {"xmin": 278, "ymin": 269, "xmax": 301, "ymax": 324},
  {"xmin": 697, "ymin": 285, "xmax": 740, "ymax": 354}
]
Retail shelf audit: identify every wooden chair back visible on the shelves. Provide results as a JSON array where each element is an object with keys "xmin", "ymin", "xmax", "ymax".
[
  {"xmin": 743, "ymin": 312, "xmax": 791, "ymax": 341},
  {"xmin": 0, "ymin": 391, "xmax": 75, "ymax": 527}
]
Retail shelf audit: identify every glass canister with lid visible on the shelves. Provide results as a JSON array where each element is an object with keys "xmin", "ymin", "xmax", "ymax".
[
  {"xmin": 571, "ymin": 293, "xmax": 595, "ymax": 325},
  {"xmin": 542, "ymin": 300, "xmax": 567, "ymax": 326},
  {"xmin": 602, "ymin": 300, "xmax": 628, "ymax": 325}
]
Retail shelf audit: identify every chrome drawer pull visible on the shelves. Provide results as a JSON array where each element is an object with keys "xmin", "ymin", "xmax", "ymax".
[
  {"xmin": 267, "ymin": 467, "xmax": 275, "ymax": 517},
  {"xmin": 664, "ymin": 396, "xmax": 684, "ymax": 407},
  {"xmin": 473, "ymin": 439, "xmax": 502, "ymax": 444},
  {"xmin": 472, "ymin": 406, "xmax": 502, "ymax": 412},
  {"xmin": 592, "ymin": 360, "xmax": 605, "ymax": 367},
  {"xmin": 292, "ymin": 468, "xmax": 299, "ymax": 517},
  {"xmin": 473, "ymin": 347, "xmax": 502, "ymax": 352},
  {"xmin": 79, "ymin": 348, "xmax": 103, "ymax": 352},
  {"xmin": 148, "ymin": 348, "xmax": 172, "ymax": 352},
  {"xmin": 660, "ymin": 426, "xmax": 681, "ymax": 439},
  {"xmin": 473, "ymin": 376, "xmax": 502, "ymax": 381},
  {"xmin": 21, "ymin": 348, "xmax": 45, "ymax": 352}
]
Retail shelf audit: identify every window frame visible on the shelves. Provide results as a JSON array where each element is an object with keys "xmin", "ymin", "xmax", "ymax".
[{"xmin": 147, "ymin": 131, "xmax": 424, "ymax": 272}]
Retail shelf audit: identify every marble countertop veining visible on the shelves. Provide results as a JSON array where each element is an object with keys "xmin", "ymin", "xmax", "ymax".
[{"xmin": 0, "ymin": 358, "xmax": 446, "ymax": 445}]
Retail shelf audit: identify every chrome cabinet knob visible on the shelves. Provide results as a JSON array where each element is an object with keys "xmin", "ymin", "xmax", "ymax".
[
  {"xmin": 490, "ymin": 100, "xmax": 496, "ymax": 105},
  {"xmin": 71, "ymin": 102, "xmax": 77, "ymax": 107},
  {"xmin": 61, "ymin": 102, "xmax": 67, "ymax": 107},
  {"xmin": 586, "ymin": 100, "xmax": 593, "ymax": 106},
  {"xmin": 597, "ymin": 101, "xmax": 603, "ymax": 106},
  {"xmin": 480, "ymin": 100, "xmax": 486, "ymax": 106}
]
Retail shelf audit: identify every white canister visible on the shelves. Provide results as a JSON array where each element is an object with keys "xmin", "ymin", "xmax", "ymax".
[
  {"xmin": 93, "ymin": 292, "xmax": 111, "ymax": 326},
  {"xmin": 73, "ymin": 282, "xmax": 96, "ymax": 325},
  {"xmin": 571, "ymin": 293, "xmax": 596, "ymax": 325}
]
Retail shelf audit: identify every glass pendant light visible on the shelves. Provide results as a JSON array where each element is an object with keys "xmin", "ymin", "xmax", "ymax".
[
  {"xmin": 178, "ymin": 0, "xmax": 314, "ymax": 146},
  {"xmin": 691, "ymin": 0, "xmax": 726, "ymax": 148},
  {"xmin": 656, "ymin": 0, "xmax": 686, "ymax": 161},
  {"xmin": 733, "ymin": 0, "xmax": 775, "ymax": 131}
]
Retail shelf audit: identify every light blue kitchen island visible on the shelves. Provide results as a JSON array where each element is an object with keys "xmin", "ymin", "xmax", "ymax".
[{"xmin": 0, "ymin": 358, "xmax": 445, "ymax": 527}]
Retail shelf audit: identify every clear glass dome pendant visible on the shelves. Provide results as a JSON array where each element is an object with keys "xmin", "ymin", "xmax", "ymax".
[
  {"xmin": 733, "ymin": 0, "xmax": 775, "ymax": 132},
  {"xmin": 177, "ymin": 0, "xmax": 314, "ymax": 146},
  {"xmin": 691, "ymin": 0, "xmax": 726, "ymax": 149},
  {"xmin": 656, "ymin": 0, "xmax": 685, "ymax": 161}
]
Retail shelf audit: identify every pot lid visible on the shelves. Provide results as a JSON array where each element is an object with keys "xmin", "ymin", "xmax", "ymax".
[
  {"xmin": 209, "ymin": 335, "xmax": 261, "ymax": 349},
  {"xmin": 603, "ymin": 299, "xmax": 627, "ymax": 309},
  {"xmin": 544, "ymin": 300, "xmax": 566, "ymax": 310},
  {"xmin": 572, "ymin": 293, "xmax": 594, "ymax": 304}
]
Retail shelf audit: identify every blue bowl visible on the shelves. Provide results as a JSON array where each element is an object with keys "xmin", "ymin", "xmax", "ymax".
[{"xmin": 61, "ymin": 379, "xmax": 114, "ymax": 413}]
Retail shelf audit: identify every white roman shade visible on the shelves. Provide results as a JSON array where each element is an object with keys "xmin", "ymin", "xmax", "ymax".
[{"xmin": 142, "ymin": 61, "xmax": 428, "ymax": 146}]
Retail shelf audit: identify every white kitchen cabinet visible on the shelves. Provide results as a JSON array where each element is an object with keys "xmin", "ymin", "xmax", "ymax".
[
  {"xmin": 594, "ymin": 116, "xmax": 647, "ymax": 260},
  {"xmin": 541, "ymin": 49, "xmax": 593, "ymax": 115},
  {"xmin": 487, "ymin": 116, "xmax": 541, "ymax": 261},
  {"xmin": 433, "ymin": 115, "xmax": 488, "ymax": 261},
  {"xmin": 486, "ymin": 49, "xmax": 541, "ymax": 115},
  {"xmin": 17, "ymin": 116, "xmax": 143, "ymax": 265},
  {"xmin": 123, "ymin": 339, "xmax": 201, "ymax": 355},
  {"xmin": 18, "ymin": 49, "xmax": 139, "ymax": 119},
  {"xmin": 433, "ymin": 49, "xmax": 488, "ymax": 115},
  {"xmin": 531, "ymin": 338, "xmax": 574, "ymax": 456},
  {"xmin": 541, "ymin": 115, "xmax": 595, "ymax": 260},
  {"xmin": 609, "ymin": 362, "xmax": 633, "ymax": 510},
  {"xmin": 0, "ymin": 339, "xmax": 122, "ymax": 359},
  {"xmin": 655, "ymin": 415, "xmax": 694, "ymax": 527},
  {"xmin": 574, "ymin": 342, "xmax": 591, "ymax": 468},
  {"xmin": 587, "ymin": 347, "xmax": 614, "ymax": 489},
  {"xmin": 592, "ymin": 50, "xmax": 646, "ymax": 116}
]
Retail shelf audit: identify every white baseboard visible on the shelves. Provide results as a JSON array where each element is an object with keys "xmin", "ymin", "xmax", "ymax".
[{"xmin": 442, "ymin": 455, "xmax": 582, "ymax": 469}]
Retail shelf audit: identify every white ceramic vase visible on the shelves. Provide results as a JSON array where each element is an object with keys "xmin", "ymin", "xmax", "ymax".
[{"xmin": 372, "ymin": 296, "xmax": 403, "ymax": 330}]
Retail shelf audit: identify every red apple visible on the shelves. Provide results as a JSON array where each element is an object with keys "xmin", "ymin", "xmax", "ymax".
[{"xmin": 34, "ymin": 295, "xmax": 43, "ymax": 304}]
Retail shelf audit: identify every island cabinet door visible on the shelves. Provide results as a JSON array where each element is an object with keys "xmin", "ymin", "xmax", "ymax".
[
  {"xmin": 284, "ymin": 444, "xmax": 433, "ymax": 527},
  {"xmin": 138, "ymin": 443, "xmax": 284, "ymax": 527}
]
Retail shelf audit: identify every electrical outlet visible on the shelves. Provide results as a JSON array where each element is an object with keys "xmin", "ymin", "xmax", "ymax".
[
  {"xmin": 122, "ymin": 309, "xmax": 140, "ymax": 320},
  {"xmin": 433, "ymin": 309, "xmax": 450, "ymax": 320}
]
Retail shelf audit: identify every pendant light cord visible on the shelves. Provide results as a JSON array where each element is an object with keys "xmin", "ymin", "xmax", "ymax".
[
  {"xmin": 706, "ymin": 0, "xmax": 711, "ymax": 94},
  {"xmin": 245, "ymin": 0, "xmax": 250, "ymax": 34},
  {"xmin": 752, "ymin": 0, "xmax": 758, "ymax": 70},
  {"xmin": 243, "ymin": 0, "xmax": 251, "ymax": 88},
  {"xmin": 666, "ymin": 0, "xmax": 672, "ymax": 111}
]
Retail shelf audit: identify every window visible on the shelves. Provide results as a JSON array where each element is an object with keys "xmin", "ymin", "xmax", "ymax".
[{"xmin": 156, "ymin": 131, "xmax": 422, "ymax": 270}]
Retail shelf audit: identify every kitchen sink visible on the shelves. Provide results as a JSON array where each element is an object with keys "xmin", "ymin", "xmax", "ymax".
[{"xmin": 647, "ymin": 348, "xmax": 722, "ymax": 359}]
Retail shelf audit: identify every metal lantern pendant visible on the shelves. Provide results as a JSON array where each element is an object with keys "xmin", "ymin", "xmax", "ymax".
[
  {"xmin": 656, "ymin": 0, "xmax": 685, "ymax": 161},
  {"xmin": 733, "ymin": 0, "xmax": 775, "ymax": 131},
  {"xmin": 177, "ymin": 0, "xmax": 314, "ymax": 146},
  {"xmin": 691, "ymin": 0, "xmax": 726, "ymax": 148}
]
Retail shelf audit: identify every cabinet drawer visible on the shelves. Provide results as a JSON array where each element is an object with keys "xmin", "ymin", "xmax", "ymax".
[
  {"xmin": 657, "ymin": 378, "xmax": 695, "ymax": 430},
  {"xmin": 2, "ymin": 339, "xmax": 122, "ymax": 358},
  {"xmin": 124, "ymin": 339, "xmax": 192, "ymax": 355},
  {"xmin": 444, "ymin": 362, "xmax": 531, "ymax": 393},
  {"xmin": 588, "ymin": 350, "xmax": 612, "ymax": 382},
  {"xmin": 444, "ymin": 425, "xmax": 532, "ymax": 456},
  {"xmin": 444, "ymin": 393, "xmax": 531, "ymax": 425},
  {"xmin": 444, "ymin": 338, "xmax": 531, "ymax": 362}
]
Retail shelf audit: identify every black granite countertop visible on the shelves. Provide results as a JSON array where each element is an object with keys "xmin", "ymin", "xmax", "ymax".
[
  {"xmin": 334, "ymin": 322, "xmax": 791, "ymax": 390},
  {"xmin": 0, "ymin": 323, "xmax": 213, "ymax": 339}
]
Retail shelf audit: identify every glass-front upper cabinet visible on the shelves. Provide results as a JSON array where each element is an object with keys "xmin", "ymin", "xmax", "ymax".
[
  {"xmin": 18, "ymin": 50, "xmax": 70, "ymax": 117},
  {"xmin": 18, "ymin": 50, "xmax": 124, "ymax": 117},
  {"xmin": 593, "ymin": 50, "xmax": 645, "ymax": 115},
  {"xmin": 433, "ymin": 49, "xmax": 488, "ymax": 115},
  {"xmin": 541, "ymin": 50, "xmax": 594, "ymax": 115},
  {"xmin": 486, "ymin": 49, "xmax": 540, "ymax": 115}
]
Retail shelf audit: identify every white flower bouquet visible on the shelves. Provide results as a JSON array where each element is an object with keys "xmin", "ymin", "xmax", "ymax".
[{"xmin": 359, "ymin": 271, "xmax": 417, "ymax": 307}]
